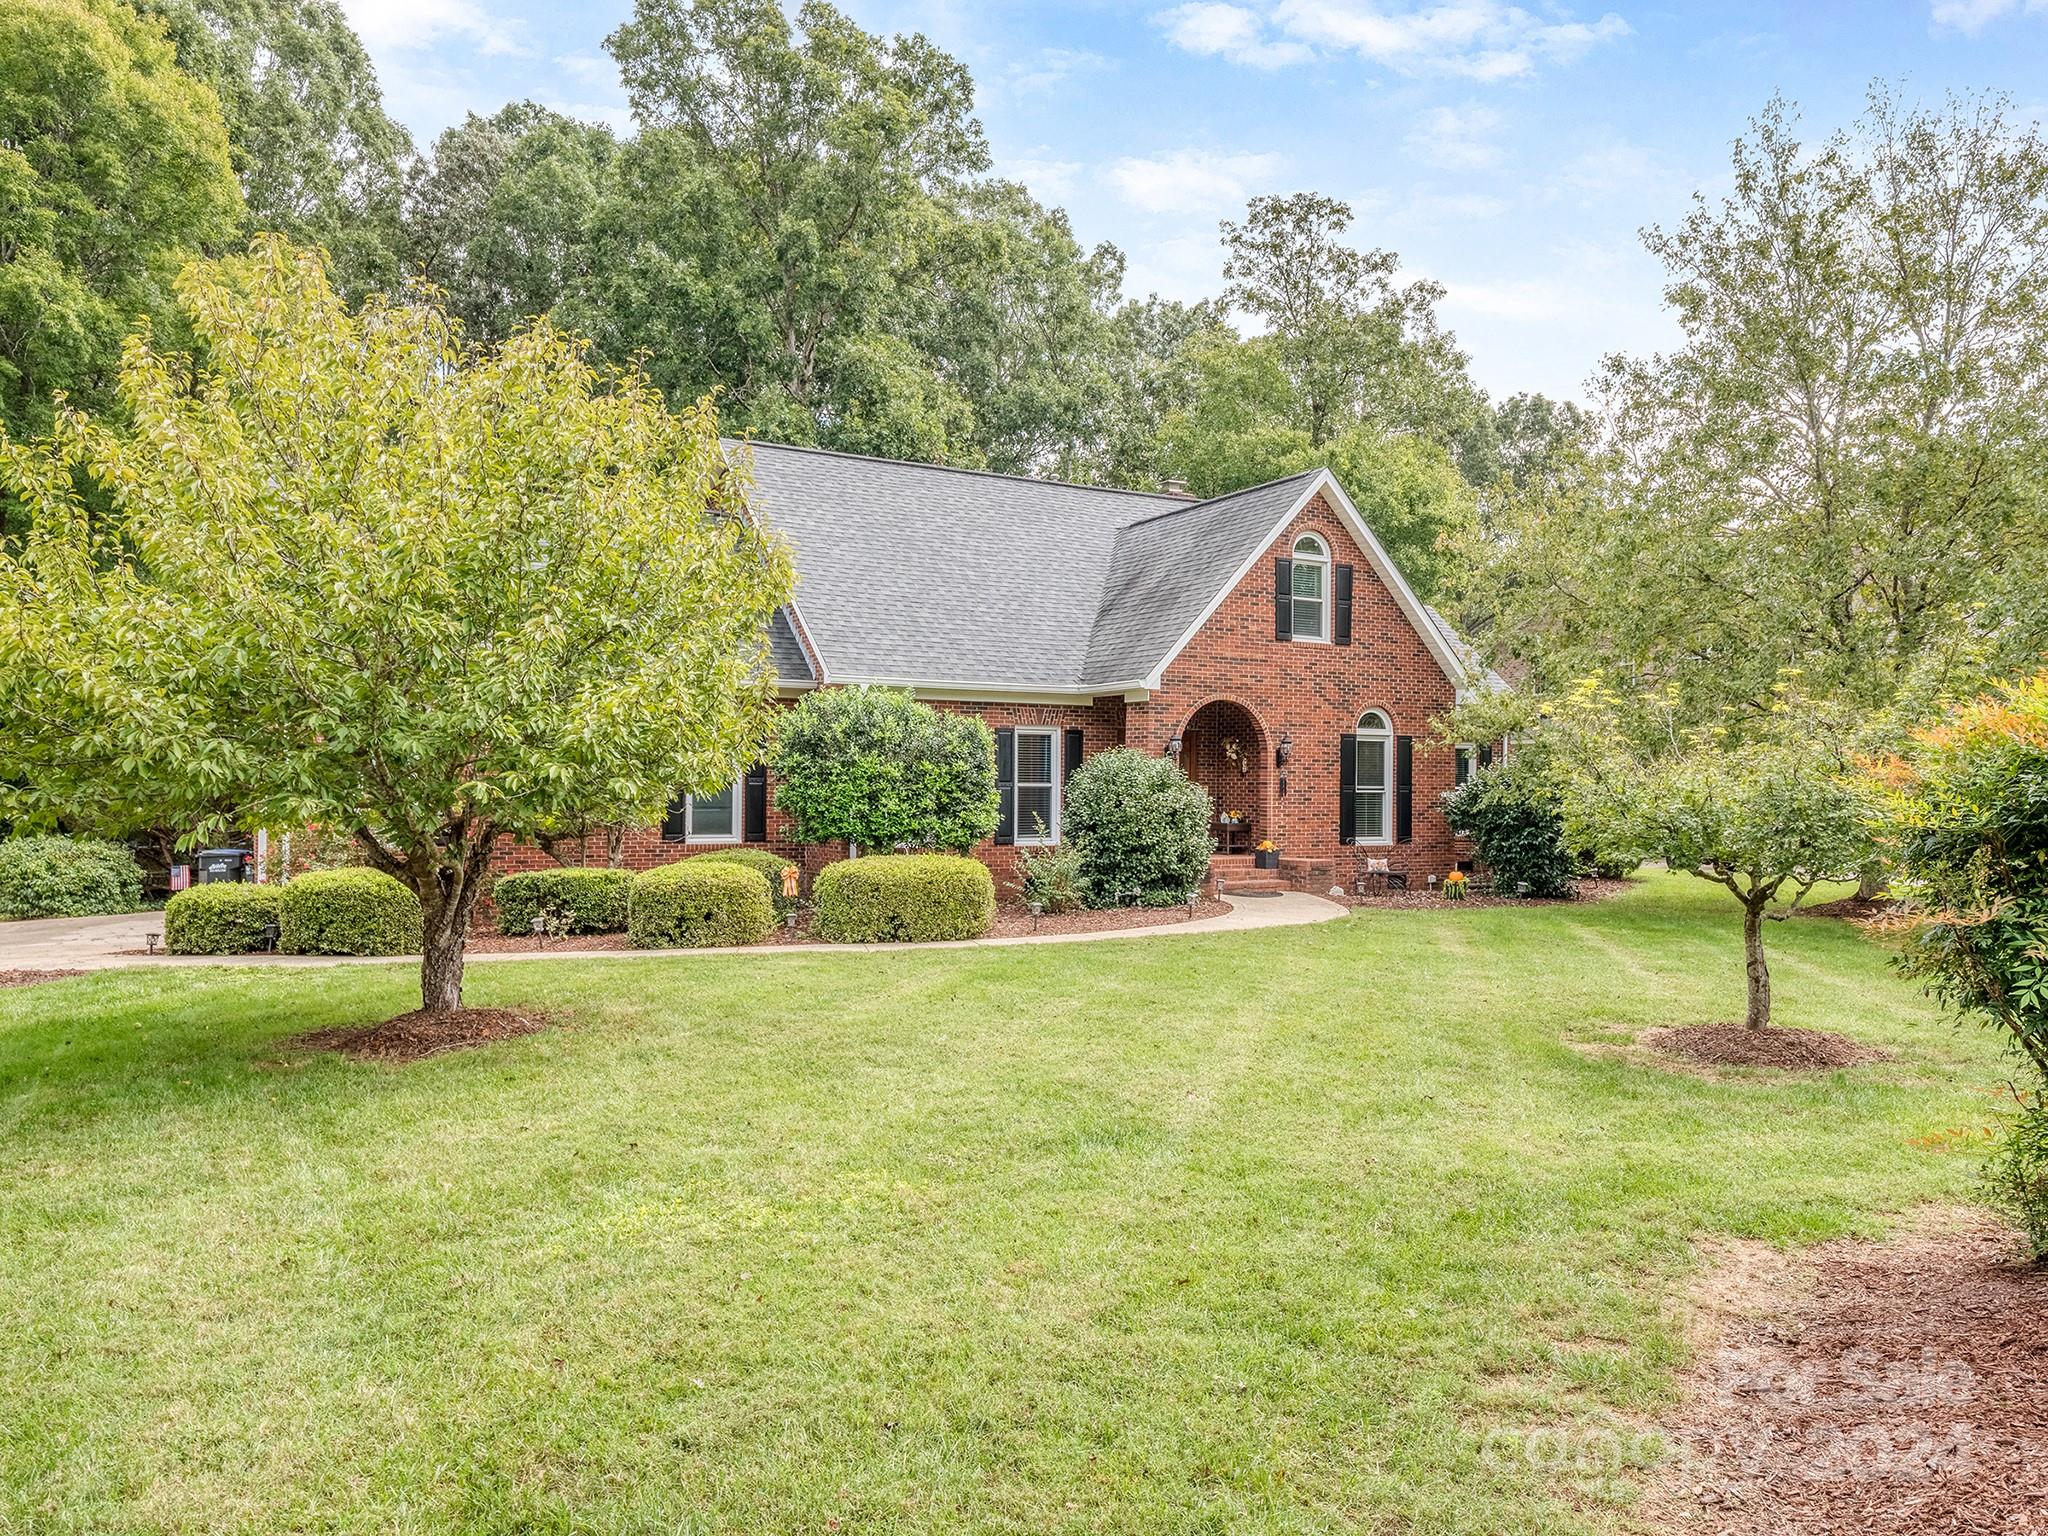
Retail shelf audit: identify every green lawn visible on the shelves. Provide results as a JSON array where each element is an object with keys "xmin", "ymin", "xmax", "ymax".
[{"xmin": 0, "ymin": 874, "xmax": 2009, "ymax": 1534}]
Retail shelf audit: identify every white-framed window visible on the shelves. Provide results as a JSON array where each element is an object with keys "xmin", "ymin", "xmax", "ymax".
[
  {"xmin": 1290, "ymin": 534, "xmax": 1330, "ymax": 642},
  {"xmin": 662, "ymin": 776, "xmax": 743, "ymax": 844},
  {"xmin": 1014, "ymin": 727, "xmax": 1059, "ymax": 844},
  {"xmin": 1454, "ymin": 743, "xmax": 1476, "ymax": 787},
  {"xmin": 1352, "ymin": 709, "xmax": 1392, "ymax": 844}
]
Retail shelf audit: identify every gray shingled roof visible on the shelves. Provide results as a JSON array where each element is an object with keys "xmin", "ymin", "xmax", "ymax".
[
  {"xmin": 1081, "ymin": 472, "xmax": 1322, "ymax": 688},
  {"xmin": 766, "ymin": 608, "xmax": 812, "ymax": 683},
  {"xmin": 739, "ymin": 441, "xmax": 1472, "ymax": 695}
]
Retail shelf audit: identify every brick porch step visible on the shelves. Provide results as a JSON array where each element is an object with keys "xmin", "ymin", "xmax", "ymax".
[{"xmin": 1217, "ymin": 877, "xmax": 1288, "ymax": 895}]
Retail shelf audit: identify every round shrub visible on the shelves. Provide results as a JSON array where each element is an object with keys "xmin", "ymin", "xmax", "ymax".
[
  {"xmin": 1062, "ymin": 749, "xmax": 1212, "ymax": 907},
  {"xmin": 0, "ymin": 835, "xmax": 144, "ymax": 918},
  {"xmin": 278, "ymin": 868, "xmax": 422, "ymax": 955},
  {"xmin": 773, "ymin": 684, "xmax": 999, "ymax": 852},
  {"xmin": 688, "ymin": 848, "xmax": 800, "ymax": 915},
  {"xmin": 628, "ymin": 860, "xmax": 775, "ymax": 948},
  {"xmin": 1444, "ymin": 766, "xmax": 1575, "ymax": 898},
  {"xmin": 811, "ymin": 853, "xmax": 993, "ymax": 943},
  {"xmin": 493, "ymin": 867, "xmax": 634, "ymax": 934},
  {"xmin": 164, "ymin": 882, "xmax": 283, "ymax": 954}
]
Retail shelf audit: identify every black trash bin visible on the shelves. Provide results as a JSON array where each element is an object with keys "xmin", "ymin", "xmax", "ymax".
[{"xmin": 196, "ymin": 847, "xmax": 253, "ymax": 884}]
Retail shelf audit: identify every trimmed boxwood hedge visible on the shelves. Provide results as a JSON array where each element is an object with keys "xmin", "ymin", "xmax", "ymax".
[
  {"xmin": 164, "ymin": 883, "xmax": 283, "ymax": 954},
  {"xmin": 278, "ymin": 868, "xmax": 422, "ymax": 956},
  {"xmin": 493, "ymin": 867, "xmax": 633, "ymax": 934},
  {"xmin": 688, "ymin": 848, "xmax": 799, "ymax": 915},
  {"xmin": 628, "ymin": 860, "xmax": 775, "ymax": 948},
  {"xmin": 811, "ymin": 853, "xmax": 993, "ymax": 943},
  {"xmin": 0, "ymin": 835, "xmax": 144, "ymax": 918}
]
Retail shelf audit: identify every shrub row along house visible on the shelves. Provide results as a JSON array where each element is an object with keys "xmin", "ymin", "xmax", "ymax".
[{"xmin": 499, "ymin": 443, "xmax": 1498, "ymax": 896}]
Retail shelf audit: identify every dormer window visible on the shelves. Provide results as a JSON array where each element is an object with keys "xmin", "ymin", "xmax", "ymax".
[{"xmin": 1289, "ymin": 534, "xmax": 1329, "ymax": 642}]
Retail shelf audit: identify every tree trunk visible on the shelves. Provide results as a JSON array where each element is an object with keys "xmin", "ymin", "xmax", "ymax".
[
  {"xmin": 605, "ymin": 823, "xmax": 627, "ymax": 869},
  {"xmin": 1743, "ymin": 900, "xmax": 1772, "ymax": 1030},
  {"xmin": 1857, "ymin": 865, "xmax": 1885, "ymax": 902},
  {"xmin": 415, "ymin": 860, "xmax": 491, "ymax": 1015}
]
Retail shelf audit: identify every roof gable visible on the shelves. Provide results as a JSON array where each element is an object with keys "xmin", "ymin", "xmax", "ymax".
[{"xmin": 738, "ymin": 443, "xmax": 1474, "ymax": 697}]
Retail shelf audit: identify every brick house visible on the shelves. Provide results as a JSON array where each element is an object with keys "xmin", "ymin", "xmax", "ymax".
[{"xmin": 501, "ymin": 442, "xmax": 1497, "ymax": 897}]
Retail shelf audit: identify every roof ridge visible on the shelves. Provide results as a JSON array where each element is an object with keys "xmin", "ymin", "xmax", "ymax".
[
  {"xmin": 728, "ymin": 436, "xmax": 1188, "ymax": 503},
  {"xmin": 1114, "ymin": 468, "xmax": 1326, "ymax": 531}
]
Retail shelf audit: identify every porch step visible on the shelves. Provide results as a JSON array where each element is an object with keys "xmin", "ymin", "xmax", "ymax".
[{"xmin": 1218, "ymin": 877, "xmax": 1288, "ymax": 895}]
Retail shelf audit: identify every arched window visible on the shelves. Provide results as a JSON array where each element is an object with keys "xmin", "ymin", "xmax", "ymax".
[
  {"xmin": 1289, "ymin": 534, "xmax": 1329, "ymax": 641},
  {"xmin": 1352, "ymin": 710, "xmax": 1392, "ymax": 844}
]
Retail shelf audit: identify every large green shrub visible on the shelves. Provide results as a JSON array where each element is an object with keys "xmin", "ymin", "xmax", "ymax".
[
  {"xmin": 812, "ymin": 854, "xmax": 994, "ymax": 942},
  {"xmin": 1444, "ymin": 766, "xmax": 1575, "ymax": 898},
  {"xmin": 773, "ymin": 685, "xmax": 998, "ymax": 852},
  {"xmin": 164, "ymin": 883, "xmax": 282, "ymax": 954},
  {"xmin": 689, "ymin": 848, "xmax": 799, "ymax": 915},
  {"xmin": 0, "ymin": 836, "xmax": 144, "ymax": 918},
  {"xmin": 1877, "ymin": 671, "xmax": 2048, "ymax": 1256},
  {"xmin": 278, "ymin": 869, "xmax": 422, "ymax": 955},
  {"xmin": 492, "ymin": 867, "xmax": 634, "ymax": 934},
  {"xmin": 628, "ymin": 861, "xmax": 775, "ymax": 948},
  {"xmin": 1061, "ymin": 749, "xmax": 1212, "ymax": 907}
]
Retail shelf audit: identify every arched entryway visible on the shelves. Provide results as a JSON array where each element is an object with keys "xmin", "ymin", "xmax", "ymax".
[{"xmin": 1176, "ymin": 699, "xmax": 1268, "ymax": 855}]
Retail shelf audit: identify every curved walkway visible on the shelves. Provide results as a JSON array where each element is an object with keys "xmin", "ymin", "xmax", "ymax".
[{"xmin": 0, "ymin": 891, "xmax": 1347, "ymax": 974}]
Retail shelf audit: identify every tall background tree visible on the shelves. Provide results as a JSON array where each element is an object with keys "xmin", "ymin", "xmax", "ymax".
[
  {"xmin": 0, "ymin": 0, "xmax": 242, "ymax": 456},
  {"xmin": 147, "ymin": 0, "xmax": 415, "ymax": 299},
  {"xmin": 1454, "ymin": 89, "xmax": 2048, "ymax": 745}
]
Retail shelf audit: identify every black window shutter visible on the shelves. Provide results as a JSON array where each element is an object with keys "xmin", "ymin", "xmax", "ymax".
[
  {"xmin": 1063, "ymin": 727, "xmax": 1083, "ymax": 785},
  {"xmin": 1338, "ymin": 734, "xmax": 1358, "ymax": 842},
  {"xmin": 1333, "ymin": 563, "xmax": 1354, "ymax": 645},
  {"xmin": 1395, "ymin": 736, "xmax": 1414, "ymax": 844},
  {"xmin": 660, "ymin": 795, "xmax": 688, "ymax": 843},
  {"xmin": 1478, "ymin": 743, "xmax": 1494, "ymax": 769},
  {"xmin": 744, "ymin": 762, "xmax": 768, "ymax": 842},
  {"xmin": 994, "ymin": 726, "xmax": 1016, "ymax": 846},
  {"xmin": 1274, "ymin": 557, "xmax": 1293, "ymax": 641}
]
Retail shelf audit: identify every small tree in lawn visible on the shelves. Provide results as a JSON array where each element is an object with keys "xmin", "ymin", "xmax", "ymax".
[
  {"xmin": 0, "ymin": 237, "xmax": 792, "ymax": 1014},
  {"xmin": 772, "ymin": 685, "xmax": 998, "ymax": 853},
  {"xmin": 1626, "ymin": 728, "xmax": 1871, "ymax": 1030}
]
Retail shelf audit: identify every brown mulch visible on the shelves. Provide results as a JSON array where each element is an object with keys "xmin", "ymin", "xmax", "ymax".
[
  {"xmin": 0, "ymin": 968, "xmax": 86, "ymax": 988},
  {"xmin": 290, "ymin": 1007, "xmax": 550, "ymax": 1062},
  {"xmin": 1647, "ymin": 1211, "xmax": 2048, "ymax": 1536},
  {"xmin": 1643, "ymin": 1023, "xmax": 1893, "ymax": 1070},
  {"xmin": 464, "ymin": 930, "xmax": 632, "ymax": 954},
  {"xmin": 1340, "ymin": 876, "xmax": 1637, "ymax": 911},
  {"xmin": 1796, "ymin": 893, "xmax": 1906, "ymax": 923}
]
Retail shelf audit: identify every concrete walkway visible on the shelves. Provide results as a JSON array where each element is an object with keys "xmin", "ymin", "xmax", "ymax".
[{"xmin": 0, "ymin": 891, "xmax": 1347, "ymax": 974}]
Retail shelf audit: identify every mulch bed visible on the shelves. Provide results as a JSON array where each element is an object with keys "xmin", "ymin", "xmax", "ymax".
[
  {"xmin": 290, "ymin": 1007, "xmax": 550, "ymax": 1063},
  {"xmin": 1796, "ymin": 893, "xmax": 1906, "ymax": 923},
  {"xmin": 0, "ymin": 968, "xmax": 87, "ymax": 988},
  {"xmin": 1643, "ymin": 1024, "xmax": 1893, "ymax": 1070},
  {"xmin": 1340, "ymin": 876, "xmax": 1637, "ymax": 911},
  {"xmin": 1649, "ymin": 1212, "xmax": 2047, "ymax": 1536},
  {"xmin": 465, "ymin": 930, "xmax": 631, "ymax": 954}
]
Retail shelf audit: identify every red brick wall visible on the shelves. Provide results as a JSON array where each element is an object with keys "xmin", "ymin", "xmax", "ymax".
[{"xmin": 1128, "ymin": 490, "xmax": 1464, "ymax": 891}]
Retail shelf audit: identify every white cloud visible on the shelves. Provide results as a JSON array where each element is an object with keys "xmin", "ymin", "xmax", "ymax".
[
  {"xmin": 338, "ymin": 0, "xmax": 525, "ymax": 56},
  {"xmin": 1443, "ymin": 275, "xmax": 1573, "ymax": 321},
  {"xmin": 1154, "ymin": 3, "xmax": 1315, "ymax": 68},
  {"xmin": 1930, "ymin": 0, "xmax": 2048, "ymax": 32},
  {"xmin": 1100, "ymin": 148, "xmax": 1288, "ymax": 214},
  {"xmin": 995, "ymin": 154, "xmax": 1085, "ymax": 200},
  {"xmin": 1405, "ymin": 104, "xmax": 1503, "ymax": 169},
  {"xmin": 1157, "ymin": 0, "xmax": 1629, "ymax": 79},
  {"xmin": 1009, "ymin": 48, "xmax": 1115, "ymax": 93},
  {"xmin": 1121, "ymin": 231, "xmax": 1231, "ymax": 304},
  {"xmin": 1556, "ymin": 140, "xmax": 1656, "ymax": 197}
]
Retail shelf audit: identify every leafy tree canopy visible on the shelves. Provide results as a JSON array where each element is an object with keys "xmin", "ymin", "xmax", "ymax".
[
  {"xmin": 0, "ymin": 0, "xmax": 242, "ymax": 448},
  {"xmin": 0, "ymin": 237, "xmax": 792, "ymax": 1011}
]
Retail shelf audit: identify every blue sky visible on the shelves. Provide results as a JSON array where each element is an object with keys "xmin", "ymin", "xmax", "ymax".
[{"xmin": 337, "ymin": 0, "xmax": 2048, "ymax": 403}]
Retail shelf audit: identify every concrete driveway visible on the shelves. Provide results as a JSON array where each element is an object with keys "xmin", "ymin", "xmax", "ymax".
[
  {"xmin": 1, "ymin": 891, "xmax": 1347, "ymax": 974},
  {"xmin": 0, "ymin": 911, "xmax": 166, "ymax": 971}
]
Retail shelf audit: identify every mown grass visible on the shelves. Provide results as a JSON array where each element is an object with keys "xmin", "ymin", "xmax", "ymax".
[{"xmin": 0, "ymin": 874, "xmax": 2011, "ymax": 1534}]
